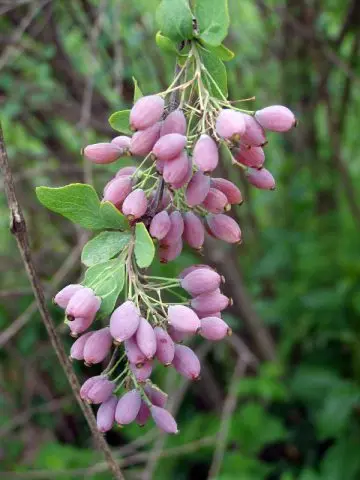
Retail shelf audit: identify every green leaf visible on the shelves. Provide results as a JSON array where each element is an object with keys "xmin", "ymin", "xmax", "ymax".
[
  {"xmin": 83, "ymin": 259, "xmax": 125, "ymax": 316},
  {"xmin": 156, "ymin": 0, "xmax": 194, "ymax": 43},
  {"xmin": 81, "ymin": 231, "xmax": 131, "ymax": 267},
  {"xmin": 155, "ymin": 31, "xmax": 179, "ymax": 55},
  {"xmin": 134, "ymin": 222, "xmax": 155, "ymax": 268},
  {"xmin": 199, "ymin": 46, "xmax": 228, "ymax": 98},
  {"xmin": 36, "ymin": 184, "xmax": 129, "ymax": 231},
  {"xmin": 194, "ymin": 0, "xmax": 229, "ymax": 46},
  {"xmin": 202, "ymin": 42, "xmax": 234, "ymax": 61},
  {"xmin": 108, "ymin": 109, "xmax": 132, "ymax": 134},
  {"xmin": 219, "ymin": 141, "xmax": 233, "ymax": 164},
  {"xmin": 132, "ymin": 77, "xmax": 143, "ymax": 102}
]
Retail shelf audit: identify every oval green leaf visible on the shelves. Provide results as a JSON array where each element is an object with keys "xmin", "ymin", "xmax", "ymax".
[
  {"xmin": 81, "ymin": 231, "xmax": 131, "ymax": 267},
  {"xmin": 108, "ymin": 110, "xmax": 132, "ymax": 135},
  {"xmin": 134, "ymin": 222, "xmax": 155, "ymax": 268}
]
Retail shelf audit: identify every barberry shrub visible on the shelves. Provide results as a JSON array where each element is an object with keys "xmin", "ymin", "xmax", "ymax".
[{"xmin": 36, "ymin": 0, "xmax": 296, "ymax": 434}]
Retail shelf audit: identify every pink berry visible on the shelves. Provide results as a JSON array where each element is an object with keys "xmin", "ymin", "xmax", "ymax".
[
  {"xmin": 168, "ymin": 325, "xmax": 189, "ymax": 343},
  {"xmin": 170, "ymin": 155, "xmax": 193, "ymax": 189},
  {"xmin": 233, "ymin": 145, "xmax": 265, "ymax": 168},
  {"xmin": 191, "ymin": 290, "xmax": 229, "ymax": 315},
  {"xmin": 68, "ymin": 316, "xmax": 94, "ymax": 336},
  {"xmin": 103, "ymin": 176, "xmax": 132, "ymax": 206},
  {"xmin": 181, "ymin": 268, "xmax": 221, "ymax": 296},
  {"xmin": 115, "ymin": 165, "xmax": 137, "ymax": 178},
  {"xmin": 130, "ymin": 95, "xmax": 164, "ymax": 130},
  {"xmin": 151, "ymin": 405, "xmax": 178, "ymax": 434},
  {"xmin": 87, "ymin": 377, "xmax": 115, "ymax": 404},
  {"xmin": 216, "ymin": 109, "xmax": 246, "ymax": 140},
  {"xmin": 183, "ymin": 212, "xmax": 205, "ymax": 250},
  {"xmin": 54, "ymin": 284, "xmax": 84, "ymax": 309},
  {"xmin": 136, "ymin": 318, "xmax": 157, "ymax": 359},
  {"xmin": 83, "ymin": 327, "xmax": 112, "ymax": 365},
  {"xmin": 199, "ymin": 317, "xmax": 231, "ymax": 341},
  {"xmin": 111, "ymin": 136, "xmax": 131, "ymax": 150},
  {"xmin": 115, "ymin": 389, "xmax": 142, "ymax": 425},
  {"xmin": 154, "ymin": 327, "xmax": 175, "ymax": 365},
  {"xmin": 130, "ymin": 123, "xmax": 161, "ymax": 156},
  {"xmin": 124, "ymin": 336, "xmax": 146, "ymax": 366},
  {"xmin": 70, "ymin": 331, "xmax": 94, "ymax": 361},
  {"xmin": 172, "ymin": 344, "xmax": 200, "ymax": 380},
  {"xmin": 255, "ymin": 105, "xmax": 296, "ymax": 132},
  {"xmin": 246, "ymin": 167, "xmax": 275, "ymax": 190},
  {"xmin": 178, "ymin": 264, "xmax": 214, "ymax": 280},
  {"xmin": 185, "ymin": 171, "xmax": 210, "ymax": 207},
  {"xmin": 197, "ymin": 311, "xmax": 222, "ymax": 319},
  {"xmin": 122, "ymin": 188, "xmax": 148, "ymax": 219},
  {"xmin": 163, "ymin": 151, "xmax": 189, "ymax": 185},
  {"xmin": 66, "ymin": 288, "xmax": 101, "ymax": 321},
  {"xmin": 83, "ymin": 143, "xmax": 122, "ymax": 164},
  {"xmin": 211, "ymin": 178, "xmax": 243, "ymax": 205},
  {"xmin": 168, "ymin": 305, "xmax": 200, "ymax": 333},
  {"xmin": 150, "ymin": 210, "xmax": 171, "ymax": 240},
  {"xmin": 110, "ymin": 301, "xmax": 140, "ymax": 342},
  {"xmin": 144, "ymin": 385, "xmax": 168, "ymax": 407},
  {"xmin": 159, "ymin": 238, "xmax": 183, "ymax": 263},
  {"xmin": 162, "ymin": 210, "xmax": 184, "ymax": 245},
  {"xmin": 96, "ymin": 395, "xmax": 117, "ymax": 432},
  {"xmin": 152, "ymin": 133, "xmax": 187, "ymax": 161},
  {"xmin": 206, "ymin": 214, "xmax": 242, "ymax": 244},
  {"xmin": 160, "ymin": 109, "xmax": 186, "ymax": 136},
  {"xmin": 130, "ymin": 360, "xmax": 153, "ymax": 382},
  {"xmin": 241, "ymin": 114, "xmax": 267, "ymax": 146},
  {"xmin": 136, "ymin": 401, "xmax": 151, "ymax": 426},
  {"xmin": 193, "ymin": 134, "xmax": 218, "ymax": 173},
  {"xmin": 80, "ymin": 376, "xmax": 100, "ymax": 400},
  {"xmin": 202, "ymin": 188, "xmax": 229, "ymax": 214}
]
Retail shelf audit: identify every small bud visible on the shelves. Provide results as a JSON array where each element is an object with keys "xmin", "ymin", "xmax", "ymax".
[
  {"xmin": 168, "ymin": 305, "xmax": 200, "ymax": 333},
  {"xmin": 144, "ymin": 385, "xmax": 168, "ymax": 407},
  {"xmin": 178, "ymin": 264, "xmax": 214, "ymax": 279},
  {"xmin": 202, "ymin": 188, "xmax": 229, "ymax": 214},
  {"xmin": 191, "ymin": 290, "xmax": 229, "ymax": 315},
  {"xmin": 87, "ymin": 377, "xmax": 115, "ymax": 404},
  {"xmin": 66, "ymin": 288, "xmax": 101, "ymax": 321},
  {"xmin": 83, "ymin": 327, "xmax": 112, "ymax": 365},
  {"xmin": 136, "ymin": 401, "xmax": 151, "ymax": 426},
  {"xmin": 255, "ymin": 105, "xmax": 296, "ymax": 132},
  {"xmin": 216, "ymin": 109, "xmax": 246, "ymax": 140},
  {"xmin": 70, "ymin": 331, "xmax": 93, "ymax": 361},
  {"xmin": 246, "ymin": 167, "xmax": 275, "ymax": 190},
  {"xmin": 54, "ymin": 284, "xmax": 84, "ymax": 309},
  {"xmin": 193, "ymin": 134, "xmax": 218, "ymax": 173},
  {"xmin": 206, "ymin": 214, "xmax": 242, "ymax": 244},
  {"xmin": 130, "ymin": 360, "xmax": 153, "ymax": 382},
  {"xmin": 130, "ymin": 95, "xmax": 165, "ymax": 130},
  {"xmin": 181, "ymin": 268, "xmax": 221, "ymax": 296},
  {"xmin": 211, "ymin": 178, "xmax": 243, "ymax": 205},
  {"xmin": 160, "ymin": 109, "xmax": 187, "ymax": 136},
  {"xmin": 183, "ymin": 212, "xmax": 205, "ymax": 250},
  {"xmin": 110, "ymin": 301, "xmax": 140, "ymax": 342},
  {"xmin": 162, "ymin": 210, "xmax": 184, "ymax": 244},
  {"xmin": 136, "ymin": 317, "xmax": 157, "ymax": 359},
  {"xmin": 154, "ymin": 327, "xmax": 175, "ymax": 365},
  {"xmin": 233, "ymin": 145, "xmax": 265, "ymax": 168},
  {"xmin": 150, "ymin": 210, "xmax": 171, "ymax": 240},
  {"xmin": 152, "ymin": 133, "xmax": 187, "ymax": 161},
  {"xmin": 172, "ymin": 344, "xmax": 201, "ymax": 380},
  {"xmin": 83, "ymin": 143, "xmax": 122, "ymax": 164},
  {"xmin": 151, "ymin": 405, "xmax": 178, "ymax": 434},
  {"xmin": 103, "ymin": 176, "xmax": 132, "ymax": 206},
  {"xmin": 115, "ymin": 165, "xmax": 137, "ymax": 178},
  {"xmin": 159, "ymin": 238, "xmax": 183, "ymax": 263},
  {"xmin": 199, "ymin": 317, "xmax": 231, "ymax": 341},
  {"xmin": 241, "ymin": 114, "xmax": 267, "ymax": 146},
  {"xmin": 68, "ymin": 316, "xmax": 94, "ymax": 335},
  {"xmin": 115, "ymin": 389, "xmax": 142, "ymax": 425},
  {"xmin": 111, "ymin": 135, "xmax": 131, "ymax": 150},
  {"xmin": 163, "ymin": 151, "xmax": 189, "ymax": 185},
  {"xmin": 122, "ymin": 188, "xmax": 148, "ymax": 219},
  {"xmin": 96, "ymin": 395, "xmax": 117, "ymax": 432},
  {"xmin": 130, "ymin": 123, "xmax": 161, "ymax": 156},
  {"xmin": 125, "ymin": 336, "xmax": 146, "ymax": 365},
  {"xmin": 185, "ymin": 171, "xmax": 210, "ymax": 207}
]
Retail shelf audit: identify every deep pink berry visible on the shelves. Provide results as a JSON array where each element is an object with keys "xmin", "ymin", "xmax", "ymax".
[
  {"xmin": 181, "ymin": 268, "xmax": 222, "ymax": 296},
  {"xmin": 162, "ymin": 210, "xmax": 184, "ymax": 245},
  {"xmin": 233, "ymin": 145, "xmax": 265, "ymax": 168},
  {"xmin": 122, "ymin": 188, "xmax": 148, "ymax": 219},
  {"xmin": 83, "ymin": 143, "xmax": 122, "ymax": 164},
  {"xmin": 124, "ymin": 336, "xmax": 146, "ymax": 366},
  {"xmin": 172, "ymin": 344, "xmax": 201, "ymax": 380},
  {"xmin": 211, "ymin": 178, "xmax": 243, "ymax": 205},
  {"xmin": 185, "ymin": 171, "xmax": 210, "ymax": 207},
  {"xmin": 159, "ymin": 238, "xmax": 183, "ymax": 263},
  {"xmin": 150, "ymin": 210, "xmax": 171, "ymax": 240},
  {"xmin": 163, "ymin": 151, "xmax": 189, "ymax": 184},
  {"xmin": 130, "ymin": 123, "xmax": 161, "ymax": 156},
  {"xmin": 154, "ymin": 327, "xmax": 175, "ymax": 365},
  {"xmin": 103, "ymin": 176, "xmax": 132, "ymax": 206},
  {"xmin": 193, "ymin": 134, "xmax": 219, "ymax": 173},
  {"xmin": 246, "ymin": 167, "xmax": 275, "ymax": 190},
  {"xmin": 183, "ymin": 212, "xmax": 205, "ymax": 250},
  {"xmin": 130, "ymin": 95, "xmax": 164, "ymax": 130},
  {"xmin": 202, "ymin": 188, "xmax": 229, "ymax": 214},
  {"xmin": 206, "ymin": 214, "xmax": 242, "ymax": 244},
  {"xmin": 241, "ymin": 114, "xmax": 267, "ymax": 146},
  {"xmin": 152, "ymin": 133, "xmax": 187, "ymax": 161}
]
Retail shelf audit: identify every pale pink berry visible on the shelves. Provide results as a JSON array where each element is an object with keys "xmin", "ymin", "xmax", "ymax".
[
  {"xmin": 136, "ymin": 401, "xmax": 151, "ymax": 426},
  {"xmin": 233, "ymin": 145, "xmax": 265, "ymax": 168},
  {"xmin": 151, "ymin": 406, "xmax": 178, "ymax": 434},
  {"xmin": 111, "ymin": 135, "xmax": 131, "ymax": 150},
  {"xmin": 216, "ymin": 109, "xmax": 246, "ymax": 140},
  {"xmin": 87, "ymin": 377, "xmax": 115, "ymax": 404},
  {"xmin": 168, "ymin": 305, "xmax": 200, "ymax": 333},
  {"xmin": 122, "ymin": 188, "xmax": 148, "ymax": 219},
  {"xmin": 125, "ymin": 336, "xmax": 146, "ymax": 366},
  {"xmin": 211, "ymin": 178, "xmax": 243, "ymax": 205},
  {"xmin": 202, "ymin": 188, "xmax": 229, "ymax": 214},
  {"xmin": 130, "ymin": 95, "xmax": 164, "ymax": 130},
  {"xmin": 115, "ymin": 389, "xmax": 142, "ymax": 425},
  {"xmin": 172, "ymin": 344, "xmax": 200, "ymax": 380},
  {"xmin": 80, "ymin": 376, "xmax": 100, "ymax": 400},
  {"xmin": 110, "ymin": 301, "xmax": 140, "ymax": 342},
  {"xmin": 83, "ymin": 327, "xmax": 112, "ymax": 365},
  {"xmin": 154, "ymin": 327, "xmax": 175, "ymax": 365},
  {"xmin": 70, "ymin": 331, "xmax": 93, "ymax": 360},
  {"xmin": 185, "ymin": 171, "xmax": 210, "ymax": 207},
  {"xmin": 197, "ymin": 311, "xmax": 222, "ymax": 319},
  {"xmin": 103, "ymin": 176, "xmax": 132, "ymax": 206},
  {"xmin": 171, "ymin": 156, "xmax": 193, "ymax": 189},
  {"xmin": 130, "ymin": 123, "xmax": 161, "ymax": 156},
  {"xmin": 206, "ymin": 214, "xmax": 242, "ymax": 244},
  {"xmin": 159, "ymin": 238, "xmax": 183, "ymax": 263},
  {"xmin": 66, "ymin": 288, "xmax": 101, "ymax": 321},
  {"xmin": 130, "ymin": 360, "xmax": 153, "ymax": 382},
  {"xmin": 83, "ymin": 143, "xmax": 122, "ymax": 164},
  {"xmin": 200, "ymin": 317, "xmax": 231, "ymax": 341},
  {"xmin": 191, "ymin": 290, "xmax": 229, "ymax": 315},
  {"xmin": 241, "ymin": 114, "xmax": 267, "ymax": 146},
  {"xmin": 181, "ymin": 268, "xmax": 221, "ymax": 296},
  {"xmin": 178, "ymin": 264, "xmax": 214, "ymax": 279},
  {"xmin": 136, "ymin": 318, "xmax": 157, "ymax": 359},
  {"xmin": 193, "ymin": 134, "xmax": 218, "ymax": 173},
  {"xmin": 96, "ymin": 395, "xmax": 117, "ymax": 432},
  {"xmin": 149, "ymin": 210, "xmax": 171, "ymax": 240},
  {"xmin": 183, "ymin": 212, "xmax": 205, "ymax": 250},
  {"xmin": 144, "ymin": 385, "xmax": 168, "ymax": 407},
  {"xmin": 68, "ymin": 316, "xmax": 94, "ymax": 336},
  {"xmin": 159, "ymin": 189, "xmax": 172, "ymax": 210},
  {"xmin": 255, "ymin": 105, "xmax": 296, "ymax": 132},
  {"xmin": 246, "ymin": 167, "xmax": 275, "ymax": 190},
  {"xmin": 54, "ymin": 284, "xmax": 84, "ymax": 309},
  {"xmin": 163, "ymin": 151, "xmax": 189, "ymax": 184},
  {"xmin": 162, "ymin": 210, "xmax": 184, "ymax": 245},
  {"xmin": 168, "ymin": 325, "xmax": 189, "ymax": 343},
  {"xmin": 115, "ymin": 165, "xmax": 137, "ymax": 178},
  {"xmin": 161, "ymin": 109, "xmax": 186, "ymax": 136},
  {"xmin": 152, "ymin": 134, "xmax": 187, "ymax": 161}
]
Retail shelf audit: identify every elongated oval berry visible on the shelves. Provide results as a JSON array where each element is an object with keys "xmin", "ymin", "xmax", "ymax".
[
  {"xmin": 255, "ymin": 105, "xmax": 296, "ymax": 132},
  {"xmin": 152, "ymin": 134, "xmax": 187, "ymax": 161},
  {"xmin": 130, "ymin": 360, "xmax": 153, "ymax": 382},
  {"xmin": 191, "ymin": 290, "xmax": 229, "ymax": 315},
  {"xmin": 197, "ymin": 311, "xmax": 222, "ymax": 319},
  {"xmin": 150, "ymin": 210, "xmax": 171, "ymax": 240},
  {"xmin": 130, "ymin": 95, "xmax": 164, "ymax": 130},
  {"xmin": 171, "ymin": 156, "xmax": 192, "ymax": 189},
  {"xmin": 200, "ymin": 317, "xmax": 231, "ymax": 341},
  {"xmin": 241, "ymin": 114, "xmax": 267, "ymax": 146},
  {"xmin": 246, "ymin": 167, "xmax": 275, "ymax": 190},
  {"xmin": 87, "ymin": 377, "xmax": 115, "ymax": 404},
  {"xmin": 144, "ymin": 385, "xmax": 168, "ymax": 407},
  {"xmin": 161, "ymin": 109, "xmax": 186, "ymax": 136},
  {"xmin": 54, "ymin": 284, "xmax": 84, "ymax": 309},
  {"xmin": 151, "ymin": 406, "xmax": 178, "ymax": 434},
  {"xmin": 110, "ymin": 301, "xmax": 140, "ymax": 342},
  {"xmin": 159, "ymin": 238, "xmax": 183, "ymax": 263},
  {"xmin": 211, "ymin": 178, "xmax": 243, "ymax": 205},
  {"xmin": 111, "ymin": 136, "xmax": 131, "ymax": 150},
  {"xmin": 80, "ymin": 376, "xmax": 100, "ymax": 400},
  {"xmin": 68, "ymin": 316, "xmax": 94, "ymax": 336},
  {"xmin": 216, "ymin": 109, "xmax": 246, "ymax": 140},
  {"xmin": 136, "ymin": 318, "xmax": 157, "ymax": 359},
  {"xmin": 103, "ymin": 176, "xmax": 132, "ymax": 206},
  {"xmin": 116, "ymin": 165, "xmax": 137, "ymax": 178},
  {"xmin": 83, "ymin": 143, "xmax": 122, "ymax": 164},
  {"xmin": 181, "ymin": 268, "xmax": 221, "ymax": 296},
  {"xmin": 202, "ymin": 188, "xmax": 229, "ymax": 214},
  {"xmin": 154, "ymin": 327, "xmax": 175, "ymax": 365},
  {"xmin": 185, "ymin": 171, "xmax": 210, "ymax": 207},
  {"xmin": 178, "ymin": 264, "xmax": 214, "ymax": 280},
  {"xmin": 122, "ymin": 188, "xmax": 148, "ymax": 220},
  {"xmin": 183, "ymin": 212, "xmax": 204, "ymax": 250},
  {"xmin": 96, "ymin": 395, "xmax": 117, "ymax": 432},
  {"xmin": 168, "ymin": 325, "xmax": 189, "ymax": 343},
  {"xmin": 136, "ymin": 401, "xmax": 151, "ymax": 426},
  {"xmin": 162, "ymin": 211, "xmax": 184, "ymax": 245},
  {"xmin": 130, "ymin": 123, "xmax": 161, "ymax": 156},
  {"xmin": 124, "ymin": 336, "xmax": 146, "ymax": 366},
  {"xmin": 168, "ymin": 305, "xmax": 200, "ymax": 333},
  {"xmin": 233, "ymin": 145, "xmax": 265, "ymax": 168},
  {"xmin": 66, "ymin": 288, "xmax": 101, "ymax": 321},
  {"xmin": 193, "ymin": 134, "xmax": 219, "ymax": 173},
  {"xmin": 70, "ymin": 331, "xmax": 93, "ymax": 360},
  {"xmin": 115, "ymin": 389, "xmax": 142, "ymax": 425},
  {"xmin": 83, "ymin": 327, "xmax": 112, "ymax": 365},
  {"xmin": 206, "ymin": 214, "xmax": 242, "ymax": 244},
  {"xmin": 172, "ymin": 344, "xmax": 201, "ymax": 380},
  {"xmin": 163, "ymin": 151, "xmax": 189, "ymax": 184}
]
